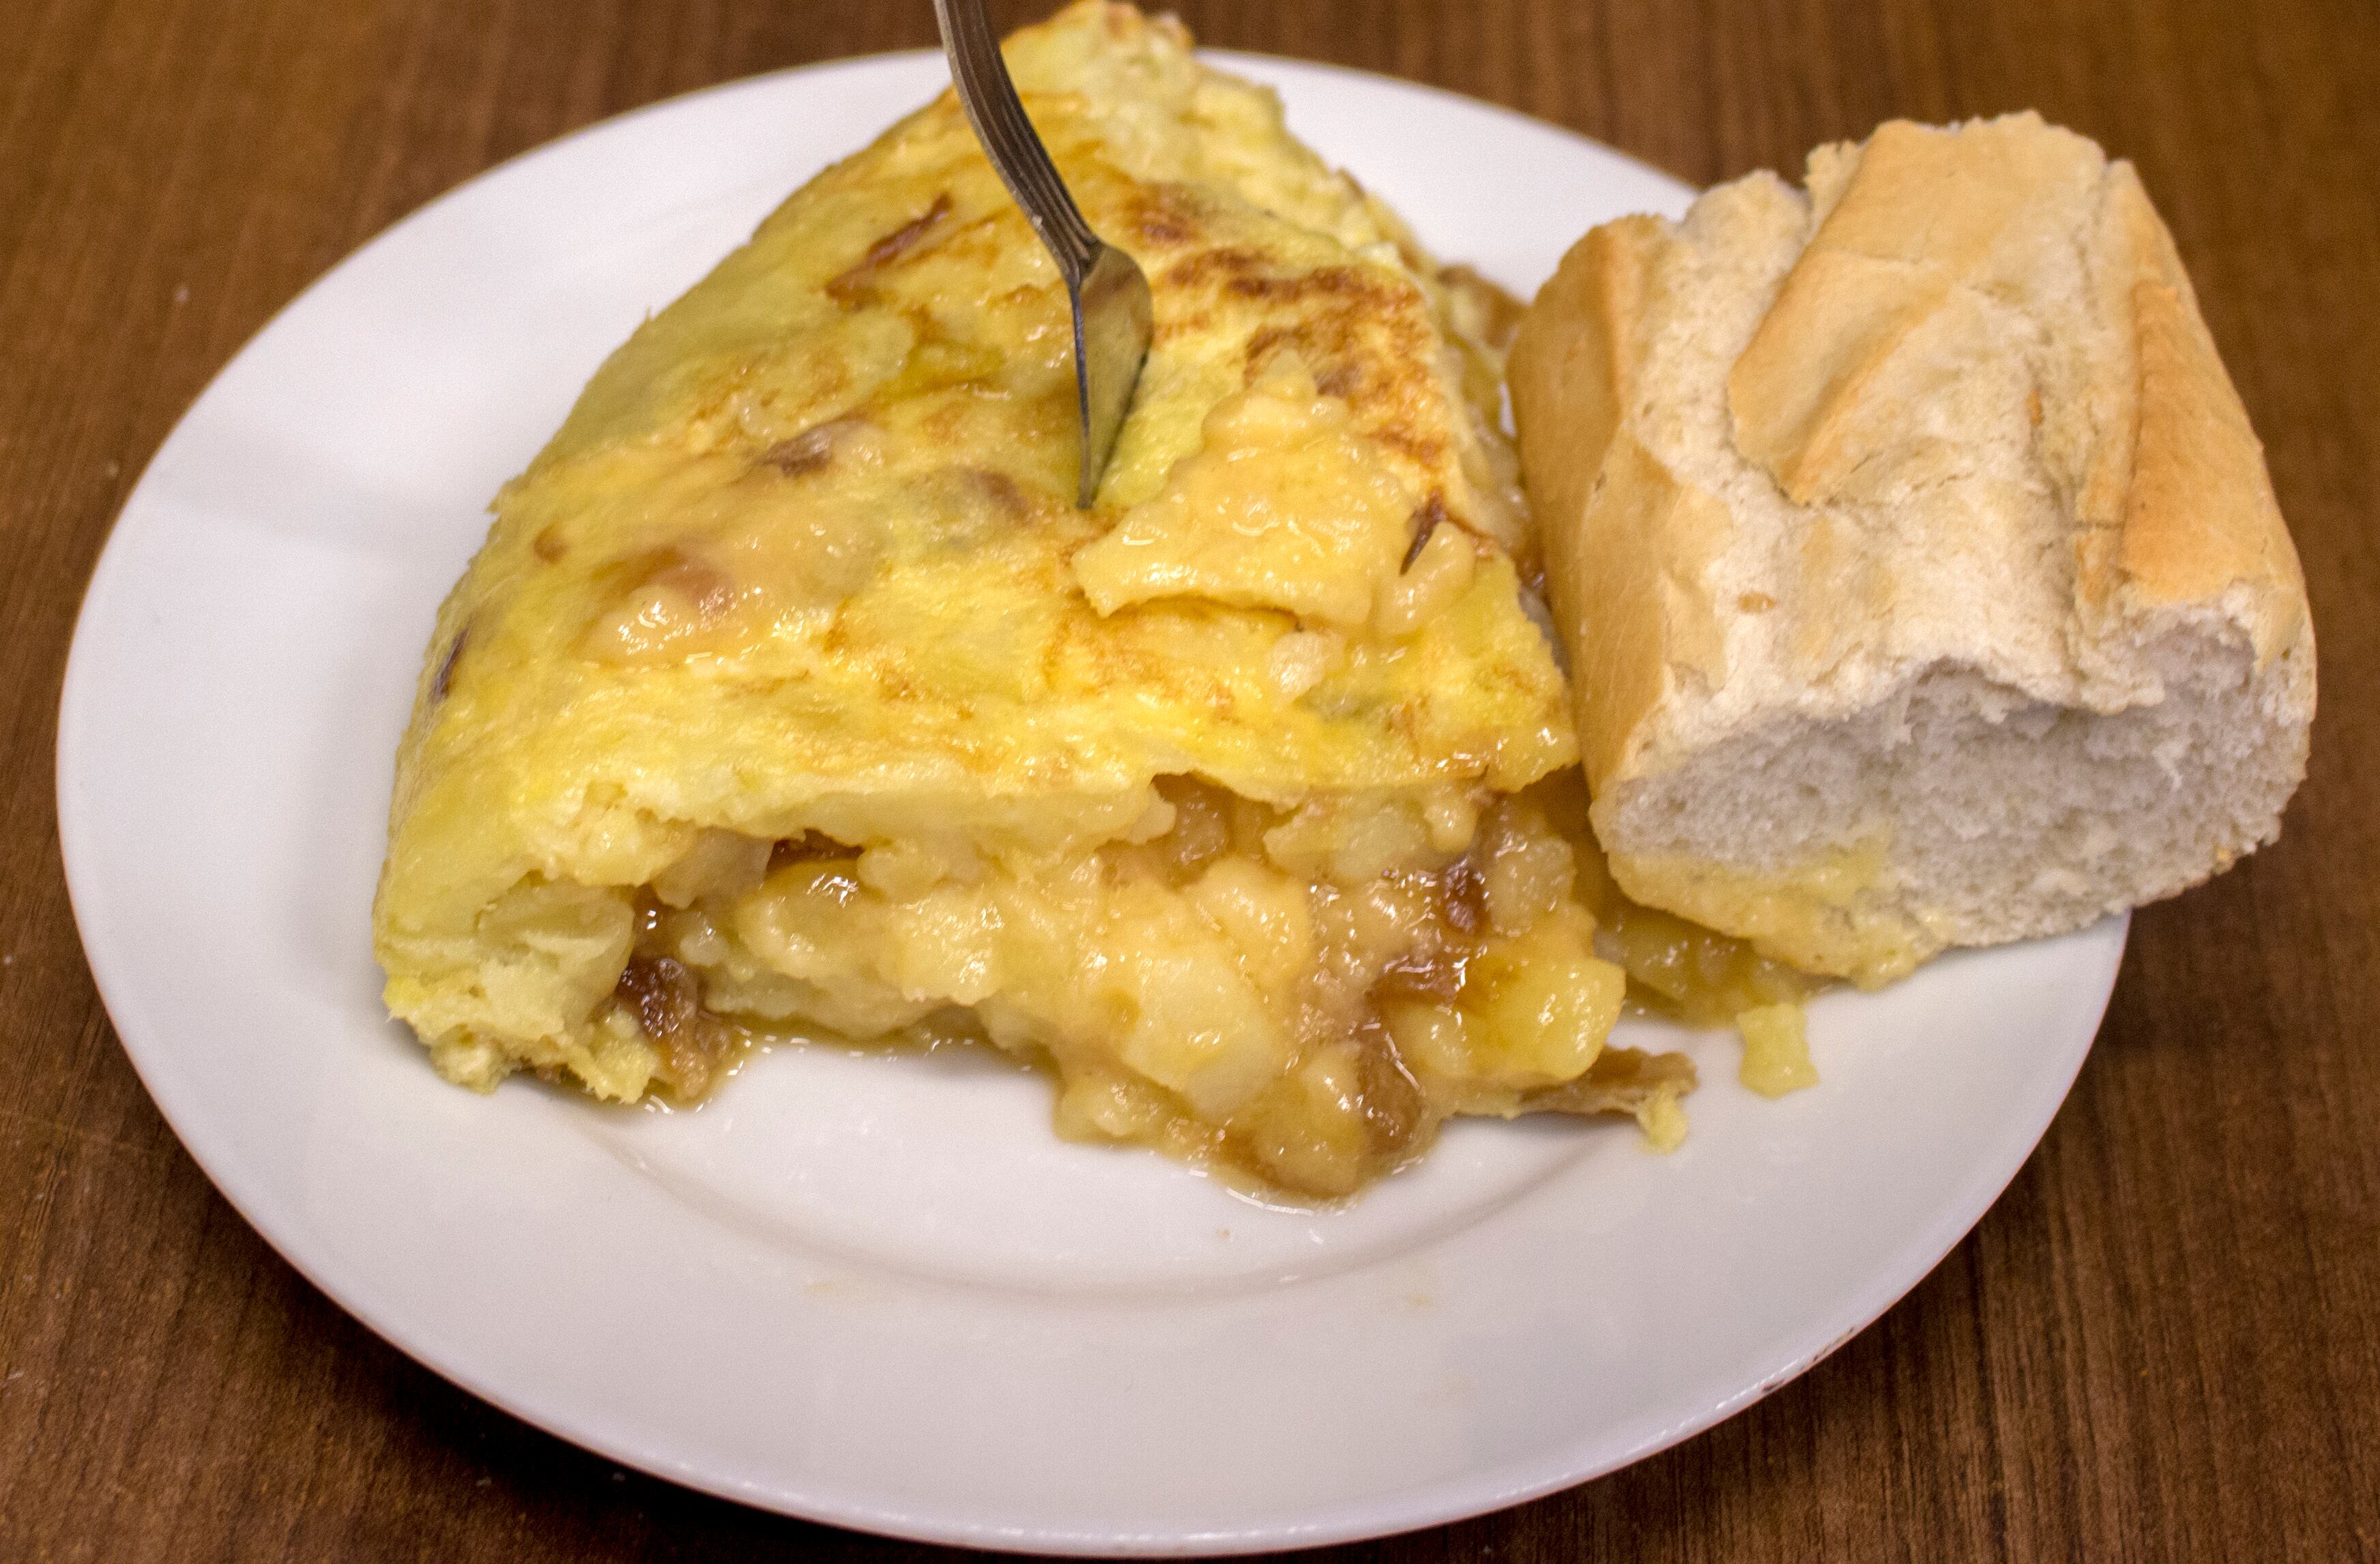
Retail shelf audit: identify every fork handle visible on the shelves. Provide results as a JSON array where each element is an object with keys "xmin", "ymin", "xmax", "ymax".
[{"xmin": 931, "ymin": 0, "xmax": 1102, "ymax": 283}]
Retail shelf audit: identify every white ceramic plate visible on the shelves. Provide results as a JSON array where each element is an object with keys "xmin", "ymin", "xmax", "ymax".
[{"xmin": 57, "ymin": 51, "xmax": 2127, "ymax": 1555}]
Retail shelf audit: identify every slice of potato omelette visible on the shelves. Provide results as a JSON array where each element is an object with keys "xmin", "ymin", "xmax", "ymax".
[{"xmin": 375, "ymin": 0, "xmax": 1690, "ymax": 1198}]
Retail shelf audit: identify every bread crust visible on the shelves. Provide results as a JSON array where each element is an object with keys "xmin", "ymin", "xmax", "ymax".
[
  {"xmin": 1511, "ymin": 113, "xmax": 2315, "ymax": 981},
  {"xmin": 1512, "ymin": 215, "xmax": 1717, "ymax": 793},
  {"xmin": 2093, "ymin": 164, "xmax": 2310, "ymax": 679}
]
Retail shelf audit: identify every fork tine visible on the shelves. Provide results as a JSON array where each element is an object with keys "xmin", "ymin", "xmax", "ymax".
[{"xmin": 932, "ymin": 0, "xmax": 1152, "ymax": 508}]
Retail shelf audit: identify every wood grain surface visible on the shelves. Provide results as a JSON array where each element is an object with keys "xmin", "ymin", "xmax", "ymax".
[{"xmin": 4, "ymin": 0, "xmax": 2375, "ymax": 1558}]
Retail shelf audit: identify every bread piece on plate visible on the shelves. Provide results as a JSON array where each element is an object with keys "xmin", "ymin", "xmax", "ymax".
[{"xmin": 1508, "ymin": 113, "xmax": 2314, "ymax": 985}]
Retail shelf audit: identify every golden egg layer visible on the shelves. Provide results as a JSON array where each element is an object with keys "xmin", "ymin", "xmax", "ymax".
[{"xmin": 374, "ymin": 0, "xmax": 1688, "ymax": 1196}]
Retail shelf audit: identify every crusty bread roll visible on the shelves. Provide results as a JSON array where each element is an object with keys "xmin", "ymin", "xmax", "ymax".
[{"xmin": 1508, "ymin": 113, "xmax": 2314, "ymax": 985}]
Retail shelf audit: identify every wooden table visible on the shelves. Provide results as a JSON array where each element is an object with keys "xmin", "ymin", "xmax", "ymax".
[{"xmin": 5, "ymin": 0, "xmax": 2375, "ymax": 1557}]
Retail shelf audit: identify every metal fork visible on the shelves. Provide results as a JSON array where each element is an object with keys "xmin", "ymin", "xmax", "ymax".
[{"xmin": 932, "ymin": 0, "xmax": 1152, "ymax": 508}]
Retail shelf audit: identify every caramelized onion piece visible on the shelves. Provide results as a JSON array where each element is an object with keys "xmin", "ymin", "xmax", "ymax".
[
  {"xmin": 614, "ymin": 954, "xmax": 742, "ymax": 1099},
  {"xmin": 1522, "ymin": 1045, "xmax": 1697, "ymax": 1117},
  {"xmin": 770, "ymin": 830, "xmax": 856, "ymax": 871},
  {"xmin": 1351, "ymin": 1013, "xmax": 1426, "ymax": 1159}
]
